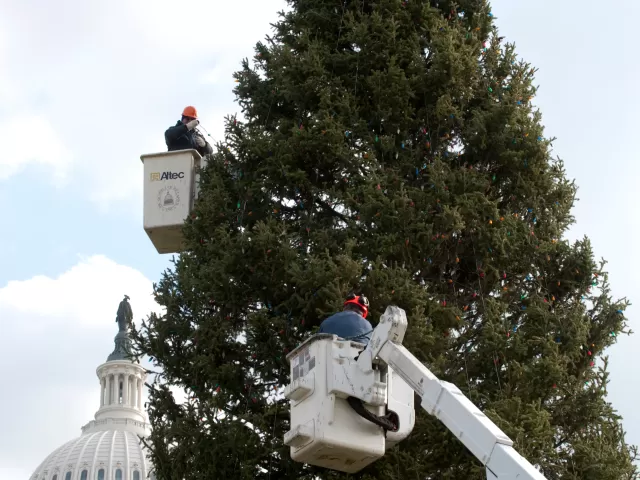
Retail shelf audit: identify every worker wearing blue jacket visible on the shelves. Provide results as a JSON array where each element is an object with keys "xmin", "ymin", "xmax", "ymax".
[
  {"xmin": 165, "ymin": 106, "xmax": 213, "ymax": 157},
  {"xmin": 319, "ymin": 294, "xmax": 373, "ymax": 345}
]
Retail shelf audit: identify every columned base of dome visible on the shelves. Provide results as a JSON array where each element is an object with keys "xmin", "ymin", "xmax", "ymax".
[
  {"xmin": 82, "ymin": 416, "xmax": 150, "ymax": 437},
  {"xmin": 94, "ymin": 403, "xmax": 146, "ymax": 423}
]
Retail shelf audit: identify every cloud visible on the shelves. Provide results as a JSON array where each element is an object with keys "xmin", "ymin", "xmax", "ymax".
[
  {"xmin": 128, "ymin": 0, "xmax": 285, "ymax": 55},
  {"xmin": 0, "ymin": 255, "xmax": 161, "ymax": 477},
  {"xmin": 0, "ymin": 114, "xmax": 73, "ymax": 185},
  {"xmin": 0, "ymin": 254, "xmax": 160, "ymax": 324}
]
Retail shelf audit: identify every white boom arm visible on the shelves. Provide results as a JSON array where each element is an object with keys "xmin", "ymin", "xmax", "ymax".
[
  {"xmin": 283, "ymin": 306, "xmax": 548, "ymax": 478},
  {"xmin": 358, "ymin": 306, "xmax": 547, "ymax": 479}
]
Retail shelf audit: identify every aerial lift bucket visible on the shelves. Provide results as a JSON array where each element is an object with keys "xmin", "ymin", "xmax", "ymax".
[
  {"xmin": 140, "ymin": 149, "xmax": 204, "ymax": 254},
  {"xmin": 283, "ymin": 333, "xmax": 415, "ymax": 474}
]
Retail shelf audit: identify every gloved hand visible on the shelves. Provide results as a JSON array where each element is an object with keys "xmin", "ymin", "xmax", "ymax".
[
  {"xmin": 186, "ymin": 119, "xmax": 199, "ymax": 130},
  {"xmin": 195, "ymin": 135, "xmax": 206, "ymax": 147}
]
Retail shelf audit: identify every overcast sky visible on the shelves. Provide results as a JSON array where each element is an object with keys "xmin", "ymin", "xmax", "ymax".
[{"xmin": 1, "ymin": 0, "xmax": 638, "ymax": 478}]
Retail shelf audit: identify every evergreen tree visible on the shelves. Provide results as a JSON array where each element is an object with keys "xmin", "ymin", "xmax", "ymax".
[{"xmin": 131, "ymin": 0, "xmax": 638, "ymax": 478}]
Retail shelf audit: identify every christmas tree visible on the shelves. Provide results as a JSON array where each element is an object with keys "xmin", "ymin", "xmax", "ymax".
[{"xmin": 130, "ymin": 0, "xmax": 638, "ymax": 478}]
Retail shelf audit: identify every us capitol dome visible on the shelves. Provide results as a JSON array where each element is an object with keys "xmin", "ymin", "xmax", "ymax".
[{"xmin": 30, "ymin": 296, "xmax": 156, "ymax": 480}]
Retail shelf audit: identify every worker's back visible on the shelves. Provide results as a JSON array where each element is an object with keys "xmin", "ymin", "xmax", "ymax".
[{"xmin": 319, "ymin": 310, "xmax": 373, "ymax": 344}]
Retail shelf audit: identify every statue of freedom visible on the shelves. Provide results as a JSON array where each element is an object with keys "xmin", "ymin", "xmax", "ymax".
[{"xmin": 116, "ymin": 295, "xmax": 133, "ymax": 333}]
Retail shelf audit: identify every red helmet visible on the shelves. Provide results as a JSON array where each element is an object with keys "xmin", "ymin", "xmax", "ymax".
[{"xmin": 344, "ymin": 293, "xmax": 369, "ymax": 318}]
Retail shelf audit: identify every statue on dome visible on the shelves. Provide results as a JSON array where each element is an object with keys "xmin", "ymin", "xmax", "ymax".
[
  {"xmin": 108, "ymin": 295, "xmax": 134, "ymax": 362},
  {"xmin": 116, "ymin": 295, "xmax": 133, "ymax": 333}
]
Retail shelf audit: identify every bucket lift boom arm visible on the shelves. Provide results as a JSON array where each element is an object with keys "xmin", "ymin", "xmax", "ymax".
[{"xmin": 356, "ymin": 306, "xmax": 547, "ymax": 479}]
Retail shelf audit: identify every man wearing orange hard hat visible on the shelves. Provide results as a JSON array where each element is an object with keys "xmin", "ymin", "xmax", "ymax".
[{"xmin": 164, "ymin": 106, "xmax": 213, "ymax": 157}]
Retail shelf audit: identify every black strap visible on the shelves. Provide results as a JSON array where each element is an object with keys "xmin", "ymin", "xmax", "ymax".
[{"xmin": 347, "ymin": 396, "xmax": 399, "ymax": 432}]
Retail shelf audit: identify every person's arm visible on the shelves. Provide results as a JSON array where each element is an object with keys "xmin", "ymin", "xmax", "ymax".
[
  {"xmin": 358, "ymin": 318, "xmax": 374, "ymax": 341},
  {"xmin": 165, "ymin": 120, "xmax": 198, "ymax": 146},
  {"xmin": 194, "ymin": 133, "xmax": 214, "ymax": 156},
  {"xmin": 203, "ymin": 139, "xmax": 213, "ymax": 155},
  {"xmin": 164, "ymin": 124, "xmax": 188, "ymax": 146}
]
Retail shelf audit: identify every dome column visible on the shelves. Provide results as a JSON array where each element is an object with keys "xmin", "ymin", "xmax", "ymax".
[
  {"xmin": 131, "ymin": 375, "xmax": 137, "ymax": 407},
  {"xmin": 112, "ymin": 374, "xmax": 118, "ymax": 404},
  {"xmin": 106, "ymin": 375, "xmax": 112, "ymax": 405},
  {"xmin": 123, "ymin": 373, "xmax": 129, "ymax": 405}
]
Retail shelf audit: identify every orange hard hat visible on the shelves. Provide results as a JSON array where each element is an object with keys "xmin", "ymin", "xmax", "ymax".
[{"xmin": 182, "ymin": 106, "xmax": 198, "ymax": 119}]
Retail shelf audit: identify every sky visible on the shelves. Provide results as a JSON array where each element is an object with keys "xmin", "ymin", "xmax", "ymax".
[{"xmin": 0, "ymin": 0, "xmax": 638, "ymax": 478}]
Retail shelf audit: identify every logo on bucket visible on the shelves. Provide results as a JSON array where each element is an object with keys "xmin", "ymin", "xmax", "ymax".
[
  {"xmin": 157, "ymin": 186, "xmax": 181, "ymax": 212},
  {"xmin": 151, "ymin": 171, "xmax": 185, "ymax": 181}
]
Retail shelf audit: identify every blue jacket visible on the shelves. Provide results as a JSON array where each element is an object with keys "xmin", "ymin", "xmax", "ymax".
[{"xmin": 318, "ymin": 310, "xmax": 373, "ymax": 344}]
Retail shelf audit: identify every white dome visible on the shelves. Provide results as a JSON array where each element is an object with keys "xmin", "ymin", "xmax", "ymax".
[
  {"xmin": 31, "ymin": 298, "xmax": 155, "ymax": 480},
  {"xmin": 30, "ymin": 430, "xmax": 151, "ymax": 480}
]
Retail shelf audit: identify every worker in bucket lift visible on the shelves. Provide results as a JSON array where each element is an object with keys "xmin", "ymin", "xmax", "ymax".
[
  {"xmin": 165, "ymin": 106, "xmax": 213, "ymax": 157},
  {"xmin": 318, "ymin": 294, "xmax": 373, "ymax": 345}
]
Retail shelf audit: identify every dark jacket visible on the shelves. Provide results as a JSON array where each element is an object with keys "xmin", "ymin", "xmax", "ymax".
[
  {"xmin": 319, "ymin": 310, "xmax": 373, "ymax": 345},
  {"xmin": 165, "ymin": 121, "xmax": 213, "ymax": 157}
]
